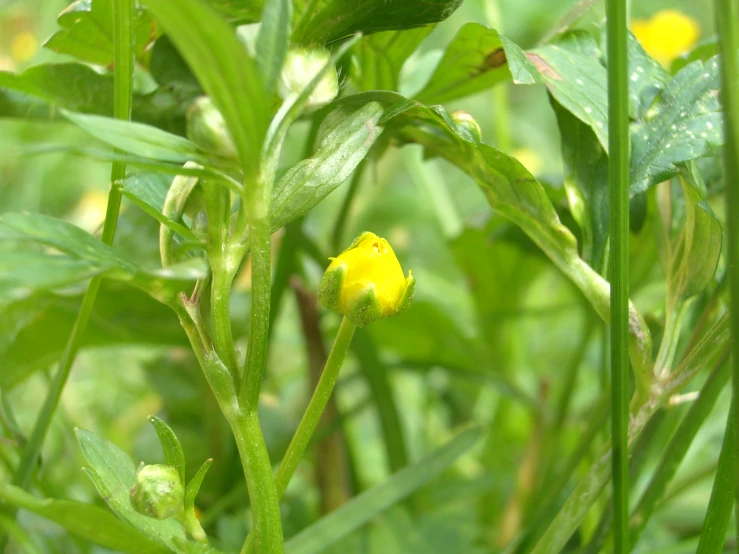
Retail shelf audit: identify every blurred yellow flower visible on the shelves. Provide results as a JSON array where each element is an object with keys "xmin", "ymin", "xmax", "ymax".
[
  {"xmin": 631, "ymin": 10, "xmax": 699, "ymax": 66},
  {"xmin": 10, "ymin": 31, "xmax": 37, "ymax": 63},
  {"xmin": 318, "ymin": 232, "xmax": 415, "ymax": 327}
]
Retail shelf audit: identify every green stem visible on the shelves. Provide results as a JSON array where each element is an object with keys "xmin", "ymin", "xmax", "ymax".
[
  {"xmin": 606, "ymin": 0, "xmax": 631, "ymax": 551},
  {"xmin": 9, "ymin": 0, "xmax": 134, "ymax": 492},
  {"xmin": 242, "ymin": 317, "xmax": 357, "ymax": 554},
  {"xmin": 714, "ymin": 0, "xmax": 739, "ymax": 538}
]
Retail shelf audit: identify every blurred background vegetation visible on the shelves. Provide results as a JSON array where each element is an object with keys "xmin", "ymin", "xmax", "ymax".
[{"xmin": 0, "ymin": 0, "xmax": 729, "ymax": 553}]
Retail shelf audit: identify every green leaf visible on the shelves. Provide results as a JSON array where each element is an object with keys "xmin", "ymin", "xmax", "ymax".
[
  {"xmin": 185, "ymin": 459, "xmax": 212, "ymax": 507},
  {"xmin": 0, "ymin": 284, "xmax": 187, "ymax": 390},
  {"xmin": 0, "ymin": 252, "xmax": 111, "ymax": 301},
  {"xmin": 44, "ymin": 0, "xmax": 152, "ymax": 66},
  {"xmin": 696, "ymin": 406, "xmax": 736, "ymax": 553},
  {"xmin": 141, "ymin": 0, "xmax": 270, "ymax": 173},
  {"xmin": 354, "ymin": 26, "xmax": 433, "ymax": 91},
  {"xmin": 0, "ymin": 483, "xmax": 170, "ymax": 554},
  {"xmin": 667, "ymin": 176, "xmax": 722, "ymax": 300},
  {"xmin": 415, "ymin": 23, "xmax": 539, "ymax": 104},
  {"xmin": 148, "ymin": 416, "xmax": 186, "ymax": 484},
  {"xmin": 76, "ymin": 428, "xmax": 187, "ymax": 550},
  {"xmin": 256, "ymin": 0, "xmax": 292, "ymax": 95},
  {"xmin": 623, "ymin": 31, "xmax": 669, "ymax": 120},
  {"xmin": 207, "ymin": 0, "xmax": 264, "ymax": 24},
  {"xmin": 0, "ymin": 63, "xmax": 190, "ymax": 135},
  {"xmin": 271, "ymin": 101, "xmax": 384, "ymax": 229},
  {"xmin": 630, "ymin": 56, "xmax": 723, "ymax": 194},
  {"xmin": 284, "ymin": 425, "xmax": 482, "ymax": 554},
  {"xmin": 292, "ymin": 0, "xmax": 462, "ymax": 44},
  {"xmin": 119, "ymin": 172, "xmax": 198, "ymax": 241},
  {"xmin": 526, "ymin": 31, "xmax": 609, "ymax": 150},
  {"xmin": 0, "ymin": 212, "xmax": 206, "ymax": 302},
  {"xmin": 63, "ymin": 110, "xmax": 205, "ymax": 164},
  {"xmin": 552, "ymin": 97, "xmax": 609, "ymax": 270}
]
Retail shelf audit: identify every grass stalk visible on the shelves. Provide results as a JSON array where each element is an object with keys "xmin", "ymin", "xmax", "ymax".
[
  {"xmin": 714, "ymin": 0, "xmax": 739, "ymax": 538},
  {"xmin": 605, "ymin": 0, "xmax": 631, "ymax": 551}
]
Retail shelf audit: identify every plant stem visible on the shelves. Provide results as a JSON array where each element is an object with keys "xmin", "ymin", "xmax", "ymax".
[
  {"xmin": 9, "ymin": 0, "xmax": 134, "ymax": 493},
  {"xmin": 714, "ymin": 0, "xmax": 739, "ymax": 538},
  {"xmin": 606, "ymin": 0, "xmax": 631, "ymax": 551},
  {"xmin": 242, "ymin": 316, "xmax": 357, "ymax": 554}
]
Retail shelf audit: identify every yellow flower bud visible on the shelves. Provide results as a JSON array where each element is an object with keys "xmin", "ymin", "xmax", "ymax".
[
  {"xmin": 631, "ymin": 10, "xmax": 699, "ymax": 67},
  {"xmin": 318, "ymin": 232, "xmax": 415, "ymax": 327}
]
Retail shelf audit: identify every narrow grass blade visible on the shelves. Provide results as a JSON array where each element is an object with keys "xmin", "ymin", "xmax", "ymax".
[
  {"xmin": 284, "ymin": 426, "xmax": 482, "ymax": 554},
  {"xmin": 696, "ymin": 405, "xmax": 736, "ymax": 553}
]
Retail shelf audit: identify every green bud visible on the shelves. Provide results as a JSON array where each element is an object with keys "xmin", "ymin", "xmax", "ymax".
[
  {"xmin": 186, "ymin": 96, "xmax": 238, "ymax": 160},
  {"xmin": 130, "ymin": 464, "xmax": 184, "ymax": 520},
  {"xmin": 450, "ymin": 110, "xmax": 482, "ymax": 143},
  {"xmin": 278, "ymin": 47, "xmax": 339, "ymax": 112}
]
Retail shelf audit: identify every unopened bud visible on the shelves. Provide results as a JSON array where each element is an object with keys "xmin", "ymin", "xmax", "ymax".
[
  {"xmin": 186, "ymin": 96, "xmax": 238, "ymax": 160},
  {"xmin": 130, "ymin": 464, "xmax": 184, "ymax": 520},
  {"xmin": 278, "ymin": 47, "xmax": 339, "ymax": 112}
]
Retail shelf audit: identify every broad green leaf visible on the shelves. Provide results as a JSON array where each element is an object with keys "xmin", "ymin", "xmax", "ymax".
[
  {"xmin": 0, "ymin": 212, "xmax": 206, "ymax": 302},
  {"xmin": 354, "ymin": 26, "xmax": 434, "ymax": 91},
  {"xmin": 629, "ymin": 56, "xmax": 723, "ymax": 194},
  {"xmin": 622, "ymin": 31, "xmax": 669, "ymax": 120},
  {"xmin": 150, "ymin": 36, "xmax": 203, "ymax": 98},
  {"xmin": 0, "ymin": 63, "xmax": 189, "ymax": 135},
  {"xmin": 0, "ymin": 284, "xmax": 187, "ymax": 390},
  {"xmin": 256, "ymin": 0, "xmax": 292, "ymax": 95},
  {"xmin": 552, "ymin": 98, "xmax": 608, "ymax": 270},
  {"xmin": 670, "ymin": 39, "xmax": 719, "ymax": 74},
  {"xmin": 44, "ymin": 0, "xmax": 152, "ymax": 66},
  {"xmin": 0, "ymin": 484, "xmax": 169, "ymax": 554},
  {"xmin": 141, "ymin": 0, "xmax": 270, "ymax": 173},
  {"xmin": 0, "ymin": 252, "xmax": 111, "ymax": 301},
  {"xmin": 76, "ymin": 428, "xmax": 186, "ymax": 550},
  {"xmin": 63, "ymin": 110, "xmax": 205, "ymax": 164},
  {"xmin": 149, "ymin": 416, "xmax": 186, "ymax": 484},
  {"xmin": 696, "ymin": 407, "xmax": 735, "ymax": 553},
  {"xmin": 271, "ymin": 101, "xmax": 384, "ymax": 229},
  {"xmin": 285, "ymin": 426, "xmax": 482, "ymax": 554},
  {"xmin": 416, "ymin": 23, "xmax": 539, "ymax": 104},
  {"xmin": 292, "ymin": 0, "xmax": 462, "ymax": 44},
  {"xmin": 527, "ymin": 31, "xmax": 609, "ymax": 150}
]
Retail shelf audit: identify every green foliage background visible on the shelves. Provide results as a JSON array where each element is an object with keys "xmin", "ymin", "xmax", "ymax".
[{"xmin": 0, "ymin": 0, "xmax": 733, "ymax": 553}]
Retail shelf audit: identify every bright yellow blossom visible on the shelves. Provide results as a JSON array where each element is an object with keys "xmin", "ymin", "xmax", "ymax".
[
  {"xmin": 631, "ymin": 10, "xmax": 700, "ymax": 67},
  {"xmin": 318, "ymin": 232, "xmax": 415, "ymax": 327}
]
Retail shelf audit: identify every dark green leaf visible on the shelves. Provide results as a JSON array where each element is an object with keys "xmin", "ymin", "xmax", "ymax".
[
  {"xmin": 63, "ymin": 110, "xmax": 205, "ymax": 163},
  {"xmin": 354, "ymin": 26, "xmax": 433, "ymax": 91},
  {"xmin": 0, "ymin": 484, "xmax": 169, "ymax": 554},
  {"xmin": 141, "ymin": 0, "xmax": 270, "ymax": 173},
  {"xmin": 207, "ymin": 0, "xmax": 264, "ymax": 24},
  {"xmin": 0, "ymin": 284, "xmax": 187, "ymax": 390},
  {"xmin": 44, "ymin": 0, "xmax": 152, "ymax": 66},
  {"xmin": 623, "ymin": 31, "xmax": 669, "ymax": 120},
  {"xmin": 284, "ymin": 426, "xmax": 482, "ymax": 554},
  {"xmin": 416, "ymin": 23, "xmax": 539, "ymax": 104},
  {"xmin": 0, "ymin": 63, "xmax": 190, "ymax": 135},
  {"xmin": 271, "ymin": 101, "xmax": 384, "ymax": 229},
  {"xmin": 552, "ymin": 98, "xmax": 608, "ymax": 270},
  {"xmin": 630, "ymin": 56, "xmax": 723, "ymax": 194},
  {"xmin": 76, "ymin": 428, "xmax": 187, "ymax": 550},
  {"xmin": 149, "ymin": 416, "xmax": 186, "ymax": 484},
  {"xmin": 292, "ymin": 0, "xmax": 462, "ymax": 45},
  {"xmin": 526, "ymin": 31, "xmax": 609, "ymax": 150},
  {"xmin": 256, "ymin": 0, "xmax": 292, "ymax": 95}
]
